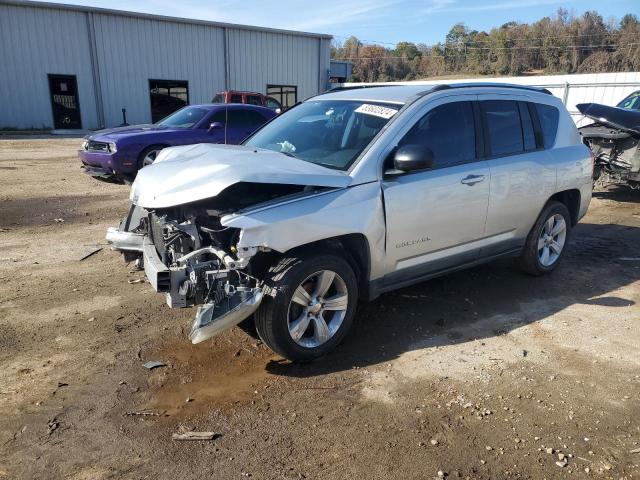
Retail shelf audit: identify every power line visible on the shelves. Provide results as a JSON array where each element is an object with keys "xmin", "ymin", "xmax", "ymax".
[
  {"xmin": 333, "ymin": 31, "xmax": 639, "ymax": 48},
  {"xmin": 336, "ymin": 42, "xmax": 640, "ymax": 60}
]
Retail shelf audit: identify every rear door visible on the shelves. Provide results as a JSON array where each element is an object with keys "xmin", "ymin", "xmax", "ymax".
[
  {"xmin": 478, "ymin": 96, "xmax": 556, "ymax": 255},
  {"xmin": 381, "ymin": 96, "xmax": 491, "ymax": 284}
]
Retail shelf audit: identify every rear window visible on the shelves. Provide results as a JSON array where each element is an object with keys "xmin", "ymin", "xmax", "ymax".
[
  {"xmin": 535, "ymin": 104, "xmax": 559, "ymax": 149},
  {"xmin": 482, "ymin": 100, "xmax": 523, "ymax": 157}
]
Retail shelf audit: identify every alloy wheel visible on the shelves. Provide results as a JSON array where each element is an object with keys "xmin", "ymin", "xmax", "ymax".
[
  {"xmin": 143, "ymin": 149, "xmax": 161, "ymax": 166},
  {"xmin": 538, "ymin": 213, "xmax": 567, "ymax": 267},
  {"xmin": 286, "ymin": 270, "xmax": 349, "ymax": 348}
]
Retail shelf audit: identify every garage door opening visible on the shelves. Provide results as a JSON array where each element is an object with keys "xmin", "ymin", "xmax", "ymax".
[
  {"xmin": 48, "ymin": 74, "xmax": 82, "ymax": 129},
  {"xmin": 149, "ymin": 79, "xmax": 189, "ymax": 123}
]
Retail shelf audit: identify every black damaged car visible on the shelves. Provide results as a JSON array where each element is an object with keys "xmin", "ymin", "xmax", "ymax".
[{"xmin": 578, "ymin": 91, "xmax": 640, "ymax": 188}]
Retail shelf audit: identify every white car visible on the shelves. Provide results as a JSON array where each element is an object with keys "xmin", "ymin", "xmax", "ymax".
[{"xmin": 107, "ymin": 83, "xmax": 593, "ymax": 362}]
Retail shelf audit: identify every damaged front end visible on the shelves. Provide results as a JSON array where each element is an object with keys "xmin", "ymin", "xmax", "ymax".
[
  {"xmin": 107, "ymin": 182, "xmax": 318, "ymax": 344},
  {"xmin": 577, "ymin": 102, "xmax": 640, "ymax": 188}
]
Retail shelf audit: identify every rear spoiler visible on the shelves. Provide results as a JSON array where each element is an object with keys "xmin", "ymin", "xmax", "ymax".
[{"xmin": 576, "ymin": 103, "xmax": 640, "ymax": 136}]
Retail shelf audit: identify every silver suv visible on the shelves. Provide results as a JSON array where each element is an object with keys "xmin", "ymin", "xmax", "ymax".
[{"xmin": 108, "ymin": 83, "xmax": 593, "ymax": 362}]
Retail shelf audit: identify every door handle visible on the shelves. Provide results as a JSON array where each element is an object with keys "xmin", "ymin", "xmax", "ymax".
[{"xmin": 460, "ymin": 174, "xmax": 485, "ymax": 186}]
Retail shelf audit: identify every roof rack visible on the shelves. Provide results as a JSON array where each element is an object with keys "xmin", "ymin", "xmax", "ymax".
[
  {"xmin": 420, "ymin": 82, "xmax": 552, "ymax": 95},
  {"xmin": 327, "ymin": 84, "xmax": 398, "ymax": 92},
  {"xmin": 328, "ymin": 82, "xmax": 552, "ymax": 95}
]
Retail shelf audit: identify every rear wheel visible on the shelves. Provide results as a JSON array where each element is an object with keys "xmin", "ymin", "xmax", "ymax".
[
  {"xmin": 255, "ymin": 253, "xmax": 358, "ymax": 362},
  {"xmin": 518, "ymin": 201, "xmax": 571, "ymax": 275}
]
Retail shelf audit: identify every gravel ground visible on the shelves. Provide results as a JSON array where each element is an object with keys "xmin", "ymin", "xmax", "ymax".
[{"xmin": 0, "ymin": 137, "xmax": 639, "ymax": 480}]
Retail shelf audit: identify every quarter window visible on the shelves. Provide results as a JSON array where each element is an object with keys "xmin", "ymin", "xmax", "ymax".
[
  {"xmin": 482, "ymin": 100, "xmax": 523, "ymax": 157},
  {"xmin": 535, "ymin": 104, "xmax": 559, "ymax": 149},
  {"xmin": 398, "ymin": 101, "xmax": 476, "ymax": 169}
]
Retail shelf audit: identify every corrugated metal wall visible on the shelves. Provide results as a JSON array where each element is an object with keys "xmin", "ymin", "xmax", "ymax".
[
  {"xmin": 0, "ymin": 4, "xmax": 99, "ymax": 129},
  {"xmin": 0, "ymin": 1, "xmax": 331, "ymax": 130},
  {"xmin": 226, "ymin": 28, "xmax": 321, "ymax": 101},
  {"xmin": 91, "ymin": 13, "xmax": 226, "ymax": 127}
]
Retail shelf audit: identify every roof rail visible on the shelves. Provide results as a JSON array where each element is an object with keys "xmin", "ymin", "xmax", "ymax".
[
  {"xmin": 329, "ymin": 82, "xmax": 552, "ymax": 95},
  {"xmin": 327, "ymin": 84, "xmax": 398, "ymax": 92},
  {"xmin": 435, "ymin": 82, "xmax": 552, "ymax": 95}
]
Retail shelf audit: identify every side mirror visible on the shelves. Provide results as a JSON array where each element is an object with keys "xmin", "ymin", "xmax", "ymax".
[
  {"xmin": 385, "ymin": 145, "xmax": 434, "ymax": 176},
  {"xmin": 208, "ymin": 121, "xmax": 224, "ymax": 132}
]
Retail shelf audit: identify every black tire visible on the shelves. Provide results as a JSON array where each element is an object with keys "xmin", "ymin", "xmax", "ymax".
[
  {"xmin": 254, "ymin": 253, "xmax": 358, "ymax": 362},
  {"xmin": 518, "ymin": 201, "xmax": 571, "ymax": 276},
  {"xmin": 137, "ymin": 145, "xmax": 165, "ymax": 169}
]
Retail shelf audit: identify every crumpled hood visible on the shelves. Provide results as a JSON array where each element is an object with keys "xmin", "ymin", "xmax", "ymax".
[
  {"xmin": 131, "ymin": 143, "xmax": 352, "ymax": 208},
  {"xmin": 577, "ymin": 103, "xmax": 640, "ymax": 136}
]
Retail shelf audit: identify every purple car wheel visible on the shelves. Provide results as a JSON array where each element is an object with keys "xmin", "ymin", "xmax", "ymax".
[{"xmin": 141, "ymin": 147, "xmax": 163, "ymax": 167}]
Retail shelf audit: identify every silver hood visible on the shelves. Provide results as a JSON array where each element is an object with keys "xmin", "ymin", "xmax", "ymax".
[{"xmin": 130, "ymin": 143, "xmax": 352, "ymax": 209}]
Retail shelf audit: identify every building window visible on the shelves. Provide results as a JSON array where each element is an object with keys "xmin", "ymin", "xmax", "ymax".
[
  {"xmin": 149, "ymin": 79, "xmax": 189, "ymax": 123},
  {"xmin": 267, "ymin": 85, "xmax": 297, "ymax": 110}
]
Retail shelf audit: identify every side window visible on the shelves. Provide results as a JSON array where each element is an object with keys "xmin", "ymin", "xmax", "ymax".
[
  {"xmin": 247, "ymin": 95, "xmax": 263, "ymax": 106},
  {"xmin": 518, "ymin": 102, "xmax": 537, "ymax": 151},
  {"xmin": 226, "ymin": 109, "xmax": 246, "ymax": 129},
  {"xmin": 535, "ymin": 103, "xmax": 559, "ymax": 149},
  {"xmin": 482, "ymin": 100, "xmax": 524, "ymax": 157},
  {"xmin": 226, "ymin": 110, "xmax": 266, "ymax": 130},
  {"xmin": 208, "ymin": 110, "xmax": 227, "ymax": 124},
  {"xmin": 230, "ymin": 94, "xmax": 242, "ymax": 103},
  {"xmin": 398, "ymin": 101, "xmax": 476, "ymax": 168},
  {"xmin": 244, "ymin": 111, "xmax": 267, "ymax": 129}
]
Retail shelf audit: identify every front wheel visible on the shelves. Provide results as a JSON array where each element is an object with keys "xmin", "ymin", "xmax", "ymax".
[
  {"xmin": 138, "ymin": 145, "xmax": 165, "ymax": 168},
  {"xmin": 255, "ymin": 253, "xmax": 358, "ymax": 362},
  {"xmin": 518, "ymin": 201, "xmax": 571, "ymax": 275}
]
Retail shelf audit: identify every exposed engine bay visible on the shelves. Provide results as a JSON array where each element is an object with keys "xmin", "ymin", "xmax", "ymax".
[
  {"xmin": 113, "ymin": 182, "xmax": 318, "ymax": 343},
  {"xmin": 577, "ymin": 102, "xmax": 640, "ymax": 188}
]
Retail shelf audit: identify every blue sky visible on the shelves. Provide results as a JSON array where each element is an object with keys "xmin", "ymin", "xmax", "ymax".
[{"xmin": 58, "ymin": 0, "xmax": 639, "ymax": 45}]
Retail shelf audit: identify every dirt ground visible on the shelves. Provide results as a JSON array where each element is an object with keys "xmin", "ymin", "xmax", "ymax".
[{"xmin": 1, "ymin": 137, "xmax": 639, "ymax": 480}]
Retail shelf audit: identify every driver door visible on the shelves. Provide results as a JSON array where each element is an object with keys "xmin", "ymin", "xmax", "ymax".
[{"xmin": 381, "ymin": 97, "xmax": 490, "ymax": 286}]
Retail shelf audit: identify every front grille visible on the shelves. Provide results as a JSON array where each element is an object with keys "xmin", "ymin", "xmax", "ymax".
[{"xmin": 87, "ymin": 140, "xmax": 109, "ymax": 152}]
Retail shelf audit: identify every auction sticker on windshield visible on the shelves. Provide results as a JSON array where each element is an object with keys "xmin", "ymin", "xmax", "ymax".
[{"xmin": 354, "ymin": 104, "xmax": 398, "ymax": 119}]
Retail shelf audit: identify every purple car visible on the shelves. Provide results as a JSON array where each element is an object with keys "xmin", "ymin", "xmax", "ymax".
[{"xmin": 79, "ymin": 104, "xmax": 276, "ymax": 183}]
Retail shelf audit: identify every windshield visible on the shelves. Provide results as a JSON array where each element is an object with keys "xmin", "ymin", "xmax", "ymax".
[
  {"xmin": 211, "ymin": 93, "xmax": 224, "ymax": 103},
  {"xmin": 244, "ymin": 100, "xmax": 400, "ymax": 170},
  {"xmin": 156, "ymin": 106, "xmax": 207, "ymax": 128},
  {"xmin": 617, "ymin": 91, "xmax": 640, "ymax": 111}
]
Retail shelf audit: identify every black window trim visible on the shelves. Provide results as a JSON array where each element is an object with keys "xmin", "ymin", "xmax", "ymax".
[{"xmin": 524, "ymin": 101, "xmax": 545, "ymax": 150}]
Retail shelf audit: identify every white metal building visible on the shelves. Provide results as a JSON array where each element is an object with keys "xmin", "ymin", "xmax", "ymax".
[{"xmin": 0, "ymin": 0, "xmax": 332, "ymax": 131}]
